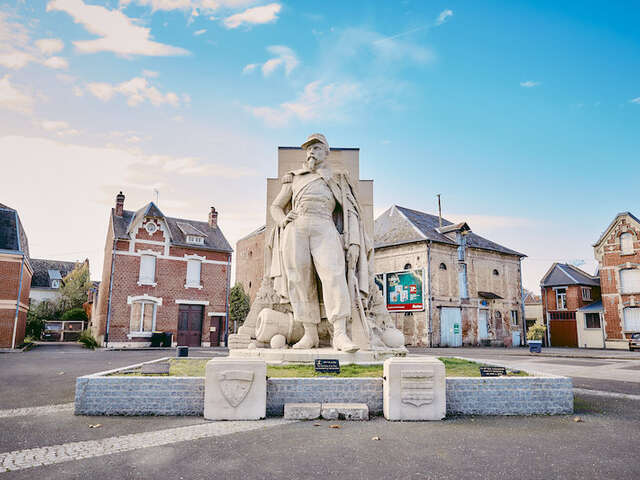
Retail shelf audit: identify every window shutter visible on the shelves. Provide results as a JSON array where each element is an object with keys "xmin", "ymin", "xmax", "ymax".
[
  {"xmin": 139, "ymin": 255, "xmax": 156, "ymax": 283},
  {"xmin": 186, "ymin": 260, "xmax": 201, "ymax": 286},
  {"xmin": 623, "ymin": 307, "xmax": 640, "ymax": 331},
  {"xmin": 130, "ymin": 303, "xmax": 142, "ymax": 331},
  {"xmin": 621, "ymin": 233, "xmax": 633, "ymax": 255},
  {"xmin": 620, "ymin": 269, "xmax": 640, "ymax": 294},
  {"xmin": 142, "ymin": 303, "xmax": 154, "ymax": 331}
]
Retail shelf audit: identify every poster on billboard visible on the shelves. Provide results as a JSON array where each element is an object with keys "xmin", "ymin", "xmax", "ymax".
[{"xmin": 385, "ymin": 269, "xmax": 424, "ymax": 312}]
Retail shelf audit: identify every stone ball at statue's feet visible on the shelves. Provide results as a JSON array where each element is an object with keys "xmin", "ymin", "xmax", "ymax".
[
  {"xmin": 248, "ymin": 341, "xmax": 257, "ymax": 349},
  {"xmin": 382, "ymin": 328, "xmax": 405, "ymax": 348},
  {"xmin": 270, "ymin": 334, "xmax": 287, "ymax": 349}
]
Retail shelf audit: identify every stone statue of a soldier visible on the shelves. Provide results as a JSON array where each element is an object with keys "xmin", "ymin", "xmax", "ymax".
[{"xmin": 234, "ymin": 133, "xmax": 405, "ymax": 354}]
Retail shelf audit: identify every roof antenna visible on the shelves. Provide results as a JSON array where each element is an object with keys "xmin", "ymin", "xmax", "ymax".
[
  {"xmin": 437, "ymin": 194, "xmax": 442, "ymax": 228},
  {"xmin": 154, "ymin": 188, "xmax": 159, "ymax": 205}
]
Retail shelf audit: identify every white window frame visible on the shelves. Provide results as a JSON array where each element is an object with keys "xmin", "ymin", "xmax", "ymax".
[
  {"xmin": 185, "ymin": 258, "xmax": 203, "ymax": 289},
  {"xmin": 145, "ymin": 222, "xmax": 158, "ymax": 235},
  {"xmin": 186, "ymin": 235, "xmax": 205, "ymax": 245},
  {"xmin": 51, "ymin": 279, "xmax": 60, "ymax": 289},
  {"xmin": 623, "ymin": 307, "xmax": 640, "ymax": 332},
  {"xmin": 620, "ymin": 232, "xmax": 634, "ymax": 255},
  {"xmin": 128, "ymin": 301, "xmax": 158, "ymax": 336},
  {"xmin": 581, "ymin": 287, "xmax": 592, "ymax": 301},
  {"xmin": 555, "ymin": 287, "xmax": 567, "ymax": 310},
  {"xmin": 620, "ymin": 268, "xmax": 640, "ymax": 294},
  {"xmin": 138, "ymin": 251, "xmax": 157, "ymax": 286}
]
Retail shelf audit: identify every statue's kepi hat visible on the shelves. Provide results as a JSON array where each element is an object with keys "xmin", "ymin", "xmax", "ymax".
[{"xmin": 301, "ymin": 133, "xmax": 329, "ymax": 150}]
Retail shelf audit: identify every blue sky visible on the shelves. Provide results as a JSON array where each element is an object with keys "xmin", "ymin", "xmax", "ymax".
[{"xmin": 1, "ymin": 0, "xmax": 639, "ymax": 290}]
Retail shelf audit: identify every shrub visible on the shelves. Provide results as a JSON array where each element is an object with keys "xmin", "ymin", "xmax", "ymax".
[
  {"xmin": 61, "ymin": 307, "xmax": 88, "ymax": 322},
  {"xmin": 78, "ymin": 329, "xmax": 98, "ymax": 350},
  {"xmin": 527, "ymin": 323, "xmax": 546, "ymax": 341}
]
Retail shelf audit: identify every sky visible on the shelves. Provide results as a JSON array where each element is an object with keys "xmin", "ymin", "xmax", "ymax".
[{"xmin": 1, "ymin": 0, "xmax": 639, "ymax": 291}]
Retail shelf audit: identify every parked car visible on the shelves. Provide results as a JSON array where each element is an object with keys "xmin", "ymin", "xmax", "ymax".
[{"xmin": 629, "ymin": 333, "xmax": 640, "ymax": 351}]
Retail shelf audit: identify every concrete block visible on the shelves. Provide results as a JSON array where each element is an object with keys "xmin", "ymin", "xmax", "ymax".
[
  {"xmin": 204, "ymin": 358, "xmax": 266, "ymax": 420},
  {"xmin": 383, "ymin": 356, "xmax": 446, "ymax": 421},
  {"xmin": 321, "ymin": 403, "xmax": 369, "ymax": 420},
  {"xmin": 284, "ymin": 403, "xmax": 321, "ymax": 420}
]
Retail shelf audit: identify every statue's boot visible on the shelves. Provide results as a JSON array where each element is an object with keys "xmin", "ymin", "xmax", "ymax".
[
  {"xmin": 332, "ymin": 317, "xmax": 359, "ymax": 353},
  {"xmin": 292, "ymin": 323, "xmax": 319, "ymax": 349}
]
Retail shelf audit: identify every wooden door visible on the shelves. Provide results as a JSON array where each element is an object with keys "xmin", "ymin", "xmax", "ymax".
[
  {"xmin": 549, "ymin": 319, "xmax": 578, "ymax": 347},
  {"xmin": 209, "ymin": 317, "xmax": 221, "ymax": 347},
  {"xmin": 177, "ymin": 305, "xmax": 203, "ymax": 347}
]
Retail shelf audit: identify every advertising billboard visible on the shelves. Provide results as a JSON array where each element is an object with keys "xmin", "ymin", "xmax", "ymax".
[{"xmin": 384, "ymin": 269, "xmax": 424, "ymax": 312}]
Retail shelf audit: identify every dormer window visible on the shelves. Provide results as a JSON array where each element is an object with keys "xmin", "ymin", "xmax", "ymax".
[
  {"xmin": 187, "ymin": 235, "xmax": 205, "ymax": 245},
  {"xmin": 51, "ymin": 279, "xmax": 60, "ymax": 289}
]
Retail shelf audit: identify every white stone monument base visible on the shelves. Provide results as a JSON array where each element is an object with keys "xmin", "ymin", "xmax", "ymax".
[
  {"xmin": 383, "ymin": 356, "xmax": 446, "ymax": 421},
  {"xmin": 229, "ymin": 347, "xmax": 407, "ymax": 365}
]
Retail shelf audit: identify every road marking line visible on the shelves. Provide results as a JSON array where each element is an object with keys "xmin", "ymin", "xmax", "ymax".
[
  {"xmin": 0, "ymin": 419, "xmax": 293, "ymax": 473},
  {"xmin": 574, "ymin": 388, "xmax": 640, "ymax": 401},
  {"xmin": 0, "ymin": 403, "xmax": 75, "ymax": 419}
]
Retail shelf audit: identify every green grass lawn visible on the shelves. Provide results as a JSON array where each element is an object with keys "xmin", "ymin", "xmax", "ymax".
[{"xmin": 112, "ymin": 357, "xmax": 527, "ymax": 378}]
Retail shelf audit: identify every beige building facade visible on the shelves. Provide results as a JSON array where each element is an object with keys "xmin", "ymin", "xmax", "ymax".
[{"xmin": 374, "ymin": 206, "xmax": 526, "ymax": 347}]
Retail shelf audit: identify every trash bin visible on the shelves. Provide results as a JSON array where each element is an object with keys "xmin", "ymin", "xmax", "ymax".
[
  {"xmin": 162, "ymin": 332, "xmax": 173, "ymax": 347},
  {"xmin": 177, "ymin": 346, "xmax": 189, "ymax": 357},
  {"xmin": 150, "ymin": 332, "xmax": 164, "ymax": 347}
]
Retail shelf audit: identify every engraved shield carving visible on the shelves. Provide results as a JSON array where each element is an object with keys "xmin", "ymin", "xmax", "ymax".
[
  {"xmin": 401, "ymin": 368, "xmax": 434, "ymax": 407},
  {"xmin": 218, "ymin": 370, "xmax": 255, "ymax": 407}
]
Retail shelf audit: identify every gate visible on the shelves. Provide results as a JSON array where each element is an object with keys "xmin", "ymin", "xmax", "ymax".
[
  {"xmin": 177, "ymin": 304, "xmax": 203, "ymax": 347},
  {"xmin": 440, "ymin": 307, "xmax": 462, "ymax": 347}
]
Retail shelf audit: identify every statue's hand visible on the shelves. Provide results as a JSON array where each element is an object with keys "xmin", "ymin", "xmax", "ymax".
[
  {"xmin": 347, "ymin": 244, "xmax": 359, "ymax": 270},
  {"xmin": 279, "ymin": 211, "xmax": 297, "ymax": 228}
]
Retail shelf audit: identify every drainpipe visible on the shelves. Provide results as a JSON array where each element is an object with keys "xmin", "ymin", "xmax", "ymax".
[
  {"xmin": 11, "ymin": 256, "xmax": 25, "ymax": 349},
  {"xmin": 104, "ymin": 238, "xmax": 116, "ymax": 348},
  {"xmin": 427, "ymin": 240, "xmax": 433, "ymax": 347},
  {"xmin": 519, "ymin": 259, "xmax": 525, "ymax": 346},
  {"xmin": 224, "ymin": 252, "xmax": 231, "ymax": 347}
]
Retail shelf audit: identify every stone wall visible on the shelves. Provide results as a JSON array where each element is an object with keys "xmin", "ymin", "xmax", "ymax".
[
  {"xmin": 235, "ymin": 227, "xmax": 266, "ymax": 303},
  {"xmin": 446, "ymin": 376, "xmax": 573, "ymax": 415},
  {"xmin": 266, "ymin": 378, "xmax": 383, "ymax": 416}
]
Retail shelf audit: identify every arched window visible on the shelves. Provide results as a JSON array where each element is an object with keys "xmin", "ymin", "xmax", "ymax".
[
  {"xmin": 621, "ymin": 233, "xmax": 634, "ymax": 255},
  {"xmin": 439, "ymin": 263, "xmax": 447, "ymax": 271},
  {"xmin": 404, "ymin": 263, "xmax": 412, "ymax": 270},
  {"xmin": 492, "ymin": 269, "xmax": 499, "ymax": 276}
]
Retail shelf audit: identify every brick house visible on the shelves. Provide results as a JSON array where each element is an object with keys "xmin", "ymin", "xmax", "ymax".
[
  {"xmin": 540, "ymin": 263, "xmax": 601, "ymax": 348},
  {"xmin": 92, "ymin": 193, "xmax": 233, "ymax": 348},
  {"xmin": 0, "ymin": 203, "xmax": 32, "ymax": 348},
  {"xmin": 593, "ymin": 212, "xmax": 640, "ymax": 349},
  {"xmin": 374, "ymin": 206, "xmax": 526, "ymax": 347}
]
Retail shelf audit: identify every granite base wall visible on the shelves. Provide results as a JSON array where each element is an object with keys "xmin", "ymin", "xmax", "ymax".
[{"xmin": 75, "ymin": 370, "xmax": 572, "ymax": 416}]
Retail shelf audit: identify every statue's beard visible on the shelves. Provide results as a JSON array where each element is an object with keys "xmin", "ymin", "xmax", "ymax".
[{"xmin": 306, "ymin": 157, "xmax": 320, "ymax": 171}]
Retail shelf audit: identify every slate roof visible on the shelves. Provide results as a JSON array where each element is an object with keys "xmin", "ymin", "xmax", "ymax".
[
  {"xmin": 578, "ymin": 300, "xmax": 603, "ymax": 312},
  {"xmin": 0, "ymin": 203, "xmax": 29, "ymax": 258},
  {"xmin": 375, "ymin": 205, "xmax": 525, "ymax": 257},
  {"xmin": 112, "ymin": 203, "xmax": 232, "ymax": 253},
  {"xmin": 237, "ymin": 225, "xmax": 267, "ymax": 242},
  {"xmin": 540, "ymin": 263, "xmax": 600, "ymax": 287},
  {"xmin": 30, "ymin": 258, "xmax": 79, "ymax": 288}
]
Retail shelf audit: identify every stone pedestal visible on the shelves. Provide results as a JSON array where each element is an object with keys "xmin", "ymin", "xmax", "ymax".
[
  {"xmin": 383, "ymin": 357, "xmax": 446, "ymax": 421},
  {"xmin": 204, "ymin": 358, "xmax": 266, "ymax": 420},
  {"xmin": 229, "ymin": 347, "xmax": 407, "ymax": 365}
]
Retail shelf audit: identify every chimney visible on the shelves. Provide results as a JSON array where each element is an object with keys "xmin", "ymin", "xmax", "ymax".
[
  {"xmin": 115, "ymin": 191, "xmax": 125, "ymax": 216},
  {"xmin": 208, "ymin": 206, "xmax": 218, "ymax": 228}
]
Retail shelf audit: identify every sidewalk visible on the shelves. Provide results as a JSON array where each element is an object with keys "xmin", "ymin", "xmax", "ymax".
[{"xmin": 408, "ymin": 346, "xmax": 640, "ymax": 360}]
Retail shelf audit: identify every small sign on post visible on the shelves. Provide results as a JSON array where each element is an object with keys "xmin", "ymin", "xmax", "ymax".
[
  {"xmin": 479, "ymin": 366, "xmax": 507, "ymax": 377},
  {"xmin": 314, "ymin": 359, "xmax": 340, "ymax": 374}
]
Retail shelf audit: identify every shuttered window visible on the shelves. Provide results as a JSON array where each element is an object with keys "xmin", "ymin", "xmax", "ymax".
[
  {"xmin": 620, "ymin": 269, "xmax": 640, "ymax": 294},
  {"xmin": 623, "ymin": 307, "xmax": 640, "ymax": 331},
  {"xmin": 186, "ymin": 260, "xmax": 201, "ymax": 287},
  {"xmin": 621, "ymin": 233, "xmax": 634, "ymax": 255},
  {"xmin": 139, "ymin": 255, "xmax": 156, "ymax": 284}
]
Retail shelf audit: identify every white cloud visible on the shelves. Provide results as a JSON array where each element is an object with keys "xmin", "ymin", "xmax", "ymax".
[
  {"xmin": 520, "ymin": 80, "xmax": 540, "ymax": 88},
  {"xmin": 0, "ymin": 51, "xmax": 35, "ymax": 69},
  {"xmin": 436, "ymin": 9, "xmax": 453, "ymax": 26},
  {"xmin": 120, "ymin": 0, "xmax": 255, "ymax": 13},
  {"xmin": 47, "ymin": 0, "xmax": 189, "ymax": 57},
  {"xmin": 194, "ymin": 28, "xmax": 207, "ymax": 35},
  {"xmin": 631, "ymin": 97, "xmax": 640, "ymax": 104},
  {"xmin": 224, "ymin": 3, "xmax": 281, "ymax": 29},
  {"xmin": 248, "ymin": 80, "xmax": 362, "ymax": 127},
  {"xmin": 242, "ymin": 63, "xmax": 258, "ymax": 74},
  {"xmin": 41, "ymin": 120, "xmax": 70, "ymax": 131},
  {"xmin": 35, "ymin": 38, "xmax": 64, "ymax": 55},
  {"xmin": 345, "ymin": 27, "xmax": 435, "ymax": 65},
  {"xmin": 85, "ymin": 76, "xmax": 184, "ymax": 107},
  {"xmin": 43, "ymin": 56, "xmax": 69, "ymax": 69},
  {"xmin": 142, "ymin": 69, "xmax": 159, "ymax": 78},
  {"xmin": 0, "ymin": 75, "xmax": 35, "ymax": 114}
]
